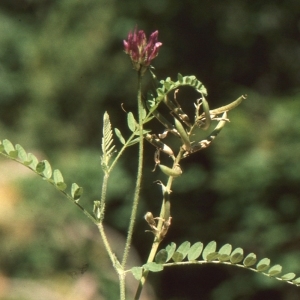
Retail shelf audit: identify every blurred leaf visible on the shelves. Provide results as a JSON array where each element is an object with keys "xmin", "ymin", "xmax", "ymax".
[
  {"xmin": 130, "ymin": 267, "xmax": 143, "ymax": 281},
  {"xmin": 36, "ymin": 160, "xmax": 46, "ymax": 173},
  {"xmin": 71, "ymin": 183, "xmax": 83, "ymax": 201},
  {"xmin": 256, "ymin": 258, "xmax": 271, "ymax": 272},
  {"xmin": 268, "ymin": 264, "xmax": 282, "ymax": 277}
]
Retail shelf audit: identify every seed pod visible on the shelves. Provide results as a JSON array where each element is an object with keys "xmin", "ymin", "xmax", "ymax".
[
  {"xmin": 200, "ymin": 96, "xmax": 211, "ymax": 130},
  {"xmin": 159, "ymin": 164, "xmax": 182, "ymax": 177},
  {"xmin": 174, "ymin": 118, "xmax": 191, "ymax": 151}
]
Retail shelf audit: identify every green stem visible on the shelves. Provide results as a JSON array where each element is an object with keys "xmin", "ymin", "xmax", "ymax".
[
  {"xmin": 122, "ymin": 72, "xmax": 144, "ymax": 268},
  {"xmin": 134, "ymin": 148, "xmax": 185, "ymax": 300}
]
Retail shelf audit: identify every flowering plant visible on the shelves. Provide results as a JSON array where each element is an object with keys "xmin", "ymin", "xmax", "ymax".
[{"xmin": 1, "ymin": 27, "xmax": 299, "ymax": 300}]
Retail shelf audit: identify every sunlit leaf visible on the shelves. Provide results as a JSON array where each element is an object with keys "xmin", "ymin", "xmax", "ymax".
[
  {"xmin": 16, "ymin": 144, "xmax": 28, "ymax": 162},
  {"xmin": 101, "ymin": 112, "xmax": 115, "ymax": 169},
  {"xmin": 43, "ymin": 160, "xmax": 52, "ymax": 179},
  {"xmin": 143, "ymin": 262, "xmax": 163, "ymax": 272},
  {"xmin": 256, "ymin": 258, "xmax": 271, "ymax": 272},
  {"xmin": 27, "ymin": 153, "xmax": 38, "ymax": 169},
  {"xmin": 3, "ymin": 139, "xmax": 15, "ymax": 155},
  {"xmin": 202, "ymin": 241, "xmax": 217, "ymax": 260},
  {"xmin": 268, "ymin": 264, "xmax": 282, "ymax": 277},
  {"xmin": 166, "ymin": 243, "xmax": 176, "ymax": 262},
  {"xmin": 292, "ymin": 277, "xmax": 300, "ymax": 285},
  {"xmin": 187, "ymin": 242, "xmax": 203, "ymax": 261},
  {"xmin": 206, "ymin": 252, "xmax": 219, "ymax": 261},
  {"xmin": 230, "ymin": 248, "xmax": 244, "ymax": 264},
  {"xmin": 53, "ymin": 169, "xmax": 67, "ymax": 190},
  {"xmin": 281, "ymin": 273, "xmax": 296, "ymax": 281},
  {"xmin": 114, "ymin": 128, "xmax": 125, "ymax": 145},
  {"xmin": 218, "ymin": 244, "xmax": 232, "ymax": 262},
  {"xmin": 243, "ymin": 253, "xmax": 257, "ymax": 267},
  {"xmin": 176, "ymin": 241, "xmax": 191, "ymax": 259},
  {"xmin": 127, "ymin": 112, "xmax": 137, "ymax": 132}
]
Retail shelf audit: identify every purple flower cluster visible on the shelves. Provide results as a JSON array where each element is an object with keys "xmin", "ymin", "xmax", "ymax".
[{"xmin": 123, "ymin": 27, "xmax": 162, "ymax": 74}]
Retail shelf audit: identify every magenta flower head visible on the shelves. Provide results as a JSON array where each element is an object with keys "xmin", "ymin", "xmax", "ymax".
[{"xmin": 123, "ymin": 27, "xmax": 162, "ymax": 75}]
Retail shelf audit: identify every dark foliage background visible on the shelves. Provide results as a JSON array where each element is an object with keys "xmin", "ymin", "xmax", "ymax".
[{"xmin": 1, "ymin": 0, "xmax": 300, "ymax": 299}]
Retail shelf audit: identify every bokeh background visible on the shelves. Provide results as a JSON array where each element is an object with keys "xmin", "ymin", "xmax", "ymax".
[{"xmin": 1, "ymin": 0, "xmax": 300, "ymax": 299}]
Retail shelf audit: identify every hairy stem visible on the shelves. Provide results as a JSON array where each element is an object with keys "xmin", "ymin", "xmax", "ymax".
[
  {"xmin": 134, "ymin": 148, "xmax": 185, "ymax": 299},
  {"xmin": 122, "ymin": 72, "xmax": 144, "ymax": 268}
]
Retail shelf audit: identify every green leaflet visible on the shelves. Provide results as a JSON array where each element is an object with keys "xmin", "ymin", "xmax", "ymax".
[
  {"xmin": 143, "ymin": 262, "xmax": 164, "ymax": 272},
  {"xmin": 155, "ymin": 249, "xmax": 168, "ymax": 264},
  {"xmin": 243, "ymin": 253, "xmax": 257, "ymax": 267},
  {"xmin": 187, "ymin": 242, "xmax": 203, "ymax": 261},
  {"xmin": 202, "ymin": 241, "xmax": 217, "ymax": 261},
  {"xmin": 130, "ymin": 267, "xmax": 143, "ymax": 281},
  {"xmin": 15, "ymin": 144, "xmax": 28, "ymax": 162},
  {"xmin": 71, "ymin": 183, "xmax": 83, "ymax": 201},
  {"xmin": 230, "ymin": 248, "xmax": 244, "ymax": 264},
  {"xmin": 114, "ymin": 128, "xmax": 125, "ymax": 145},
  {"xmin": 53, "ymin": 169, "xmax": 67, "ymax": 191},
  {"xmin": 175, "ymin": 241, "xmax": 191, "ymax": 261},
  {"xmin": 256, "ymin": 258, "xmax": 271, "ymax": 272},
  {"xmin": 268, "ymin": 264, "xmax": 282, "ymax": 277},
  {"xmin": 218, "ymin": 243, "xmax": 232, "ymax": 262},
  {"xmin": 127, "ymin": 112, "xmax": 137, "ymax": 132},
  {"xmin": 166, "ymin": 242, "xmax": 176, "ymax": 262}
]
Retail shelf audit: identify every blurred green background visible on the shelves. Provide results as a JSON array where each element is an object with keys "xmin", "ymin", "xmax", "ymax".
[{"xmin": 1, "ymin": 0, "xmax": 300, "ymax": 299}]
